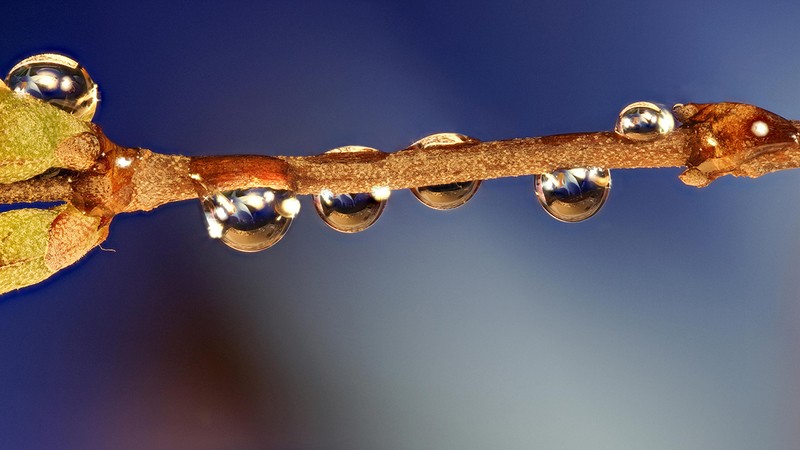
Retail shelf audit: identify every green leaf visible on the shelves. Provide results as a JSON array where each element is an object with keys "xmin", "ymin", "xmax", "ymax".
[
  {"xmin": 0, "ymin": 207, "xmax": 62, "ymax": 294},
  {"xmin": 0, "ymin": 83, "xmax": 94, "ymax": 183},
  {"xmin": 0, "ymin": 205, "xmax": 109, "ymax": 295}
]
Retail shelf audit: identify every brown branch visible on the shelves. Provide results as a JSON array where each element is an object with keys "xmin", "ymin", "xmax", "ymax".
[
  {"xmin": 2, "ymin": 102, "xmax": 799, "ymax": 218},
  {"xmin": 0, "ymin": 176, "xmax": 72, "ymax": 205},
  {"xmin": 281, "ymin": 130, "xmax": 692, "ymax": 194},
  {"xmin": 0, "ymin": 130, "xmax": 694, "ymax": 213}
]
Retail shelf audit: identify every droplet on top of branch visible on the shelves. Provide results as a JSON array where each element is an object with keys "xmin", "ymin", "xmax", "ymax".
[
  {"xmin": 615, "ymin": 102, "xmax": 675, "ymax": 140},
  {"xmin": 5, "ymin": 53, "xmax": 100, "ymax": 121}
]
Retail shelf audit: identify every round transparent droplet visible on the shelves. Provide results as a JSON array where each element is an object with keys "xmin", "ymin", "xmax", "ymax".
[
  {"xmin": 615, "ymin": 101, "xmax": 674, "ymax": 141},
  {"xmin": 314, "ymin": 190, "xmax": 387, "ymax": 233},
  {"xmin": 313, "ymin": 146, "xmax": 388, "ymax": 233},
  {"xmin": 534, "ymin": 168, "xmax": 611, "ymax": 223},
  {"xmin": 5, "ymin": 53, "xmax": 100, "ymax": 121},
  {"xmin": 410, "ymin": 133, "xmax": 481, "ymax": 210},
  {"xmin": 201, "ymin": 187, "xmax": 298, "ymax": 252}
]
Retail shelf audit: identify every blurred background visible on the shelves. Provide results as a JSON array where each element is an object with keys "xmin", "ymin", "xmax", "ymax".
[{"xmin": 1, "ymin": 1, "xmax": 799, "ymax": 448}]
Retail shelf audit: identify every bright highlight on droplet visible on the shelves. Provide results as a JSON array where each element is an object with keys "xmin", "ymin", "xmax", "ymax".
[
  {"xmin": 278, "ymin": 197, "xmax": 301, "ymax": 218},
  {"xmin": 206, "ymin": 216, "xmax": 225, "ymax": 239},
  {"xmin": 35, "ymin": 73, "xmax": 59, "ymax": 90},
  {"xmin": 313, "ymin": 146, "xmax": 388, "ymax": 233},
  {"xmin": 59, "ymin": 76, "xmax": 74, "ymax": 92},
  {"xmin": 534, "ymin": 167, "xmax": 611, "ymax": 223},
  {"xmin": 751, "ymin": 120, "xmax": 769, "ymax": 137},
  {"xmin": 198, "ymin": 186, "xmax": 298, "ymax": 252},
  {"xmin": 410, "ymin": 133, "xmax": 482, "ymax": 210},
  {"xmin": 370, "ymin": 186, "xmax": 391, "ymax": 201},
  {"xmin": 615, "ymin": 101, "xmax": 674, "ymax": 141},
  {"xmin": 5, "ymin": 53, "xmax": 100, "ymax": 121}
]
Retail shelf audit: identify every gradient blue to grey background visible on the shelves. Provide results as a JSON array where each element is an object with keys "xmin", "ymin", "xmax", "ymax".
[{"xmin": 1, "ymin": 1, "xmax": 799, "ymax": 449}]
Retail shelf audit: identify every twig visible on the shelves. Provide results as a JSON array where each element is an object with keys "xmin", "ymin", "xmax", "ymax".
[
  {"xmin": 2, "ymin": 102, "xmax": 800, "ymax": 219},
  {"xmin": 2, "ymin": 99, "xmax": 800, "ymax": 295}
]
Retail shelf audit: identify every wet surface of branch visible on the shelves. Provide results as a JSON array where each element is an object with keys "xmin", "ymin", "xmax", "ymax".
[
  {"xmin": 1, "ymin": 102, "xmax": 799, "ymax": 217},
  {"xmin": 0, "ymin": 130, "xmax": 694, "ymax": 212},
  {"xmin": 2, "ymin": 100, "xmax": 800, "ymax": 295}
]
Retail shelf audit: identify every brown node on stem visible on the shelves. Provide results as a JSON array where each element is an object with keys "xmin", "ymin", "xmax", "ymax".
[{"xmin": 675, "ymin": 103, "xmax": 800, "ymax": 187}]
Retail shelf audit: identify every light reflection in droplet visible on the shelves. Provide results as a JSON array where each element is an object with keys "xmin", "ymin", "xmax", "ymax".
[
  {"xmin": 410, "ymin": 133, "xmax": 481, "ymax": 210},
  {"xmin": 198, "ymin": 186, "xmax": 298, "ymax": 252},
  {"xmin": 312, "ymin": 146, "xmax": 388, "ymax": 233},
  {"xmin": 5, "ymin": 53, "xmax": 100, "ymax": 121},
  {"xmin": 615, "ymin": 101, "xmax": 674, "ymax": 141},
  {"xmin": 534, "ymin": 168, "xmax": 611, "ymax": 223}
]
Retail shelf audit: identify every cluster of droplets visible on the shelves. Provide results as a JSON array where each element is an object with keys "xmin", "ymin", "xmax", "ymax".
[
  {"xmin": 195, "ymin": 133, "xmax": 483, "ymax": 252},
  {"xmin": 4, "ymin": 53, "xmax": 100, "ymax": 121},
  {"xmin": 533, "ymin": 101, "xmax": 675, "ymax": 222},
  {"xmin": 1, "ymin": 54, "xmax": 680, "ymax": 251},
  {"xmin": 196, "ymin": 102, "xmax": 677, "ymax": 252}
]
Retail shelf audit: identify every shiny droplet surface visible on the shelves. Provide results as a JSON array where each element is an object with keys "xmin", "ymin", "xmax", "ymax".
[
  {"xmin": 313, "ymin": 146, "xmax": 388, "ymax": 233},
  {"xmin": 615, "ymin": 101, "xmax": 674, "ymax": 141},
  {"xmin": 410, "ymin": 133, "xmax": 481, "ymax": 210},
  {"xmin": 5, "ymin": 53, "xmax": 99, "ymax": 120},
  {"xmin": 314, "ymin": 190, "xmax": 386, "ymax": 233},
  {"xmin": 201, "ymin": 187, "xmax": 298, "ymax": 252},
  {"xmin": 534, "ymin": 168, "xmax": 611, "ymax": 223}
]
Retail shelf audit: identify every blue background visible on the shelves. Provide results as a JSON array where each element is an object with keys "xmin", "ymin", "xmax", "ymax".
[{"xmin": 1, "ymin": 1, "xmax": 799, "ymax": 449}]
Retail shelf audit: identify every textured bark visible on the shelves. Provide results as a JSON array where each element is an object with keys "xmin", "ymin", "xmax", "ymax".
[
  {"xmin": 1, "ymin": 100, "xmax": 800, "ymax": 295},
  {"xmin": 1, "ymin": 102, "xmax": 799, "ymax": 216},
  {"xmin": 281, "ymin": 130, "xmax": 693, "ymax": 194}
]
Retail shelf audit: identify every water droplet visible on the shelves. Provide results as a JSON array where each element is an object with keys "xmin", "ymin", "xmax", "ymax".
[
  {"xmin": 5, "ymin": 53, "xmax": 99, "ymax": 121},
  {"xmin": 313, "ymin": 146, "xmax": 388, "ymax": 233},
  {"xmin": 410, "ymin": 133, "xmax": 481, "ymax": 210},
  {"xmin": 200, "ymin": 187, "xmax": 298, "ymax": 252},
  {"xmin": 615, "ymin": 101, "xmax": 674, "ymax": 141},
  {"xmin": 534, "ymin": 168, "xmax": 611, "ymax": 223}
]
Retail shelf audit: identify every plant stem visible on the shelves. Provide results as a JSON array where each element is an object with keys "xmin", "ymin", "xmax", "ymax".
[
  {"xmin": 0, "ymin": 130, "xmax": 693, "ymax": 213},
  {"xmin": 1, "ymin": 102, "xmax": 799, "ymax": 217}
]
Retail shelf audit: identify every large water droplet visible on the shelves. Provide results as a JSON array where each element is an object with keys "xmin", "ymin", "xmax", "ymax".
[
  {"xmin": 615, "ymin": 101, "xmax": 674, "ymax": 141},
  {"xmin": 410, "ymin": 133, "xmax": 481, "ymax": 210},
  {"xmin": 313, "ymin": 146, "xmax": 388, "ymax": 233},
  {"xmin": 5, "ymin": 53, "xmax": 100, "ymax": 121},
  {"xmin": 534, "ymin": 168, "xmax": 611, "ymax": 223},
  {"xmin": 200, "ymin": 187, "xmax": 298, "ymax": 252}
]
